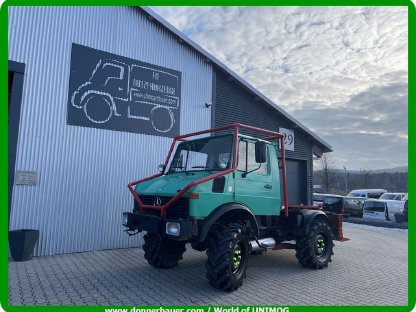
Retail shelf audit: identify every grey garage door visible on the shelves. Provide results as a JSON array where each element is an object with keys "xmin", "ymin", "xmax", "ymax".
[{"xmin": 284, "ymin": 159, "xmax": 307, "ymax": 205}]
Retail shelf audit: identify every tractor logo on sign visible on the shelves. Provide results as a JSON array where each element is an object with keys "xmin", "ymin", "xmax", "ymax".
[{"xmin": 67, "ymin": 44, "xmax": 181, "ymax": 137}]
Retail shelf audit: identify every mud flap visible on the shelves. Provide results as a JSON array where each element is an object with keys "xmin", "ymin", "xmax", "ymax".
[{"xmin": 327, "ymin": 213, "xmax": 350, "ymax": 242}]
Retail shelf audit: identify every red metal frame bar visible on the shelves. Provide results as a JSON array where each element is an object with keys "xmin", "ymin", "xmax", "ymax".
[
  {"xmin": 128, "ymin": 124, "xmax": 291, "ymax": 218},
  {"xmin": 278, "ymin": 137, "xmax": 289, "ymax": 217},
  {"xmin": 288, "ymin": 205, "xmax": 322, "ymax": 210}
]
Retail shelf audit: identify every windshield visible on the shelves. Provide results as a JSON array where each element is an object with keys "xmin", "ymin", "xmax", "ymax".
[
  {"xmin": 364, "ymin": 201, "xmax": 385, "ymax": 212},
  {"xmin": 347, "ymin": 192, "xmax": 364, "ymax": 197},
  {"xmin": 323, "ymin": 197, "xmax": 341, "ymax": 205},
  {"xmin": 168, "ymin": 135, "xmax": 233, "ymax": 173},
  {"xmin": 379, "ymin": 194, "xmax": 396, "ymax": 200}
]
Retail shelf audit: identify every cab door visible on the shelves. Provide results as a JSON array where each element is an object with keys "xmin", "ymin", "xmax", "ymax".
[{"xmin": 234, "ymin": 139, "xmax": 279, "ymax": 215}]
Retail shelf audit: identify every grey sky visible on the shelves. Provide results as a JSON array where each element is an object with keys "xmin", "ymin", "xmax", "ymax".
[{"xmin": 151, "ymin": 6, "xmax": 408, "ymax": 170}]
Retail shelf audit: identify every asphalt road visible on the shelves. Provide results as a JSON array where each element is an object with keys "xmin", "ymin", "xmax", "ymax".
[{"xmin": 8, "ymin": 222, "xmax": 408, "ymax": 306}]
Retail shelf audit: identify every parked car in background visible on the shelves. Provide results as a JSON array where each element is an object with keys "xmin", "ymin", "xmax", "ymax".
[
  {"xmin": 363, "ymin": 196, "xmax": 406, "ymax": 222},
  {"xmin": 322, "ymin": 195, "xmax": 344, "ymax": 215},
  {"xmin": 363, "ymin": 200, "xmax": 389, "ymax": 221},
  {"xmin": 313, "ymin": 193, "xmax": 338, "ymax": 206},
  {"xmin": 377, "ymin": 192, "xmax": 407, "ymax": 223},
  {"xmin": 379, "ymin": 192, "xmax": 407, "ymax": 201},
  {"xmin": 394, "ymin": 194, "xmax": 408, "ymax": 223},
  {"xmin": 346, "ymin": 189, "xmax": 387, "ymax": 199},
  {"xmin": 403, "ymin": 194, "xmax": 408, "ymax": 219},
  {"xmin": 343, "ymin": 189, "xmax": 387, "ymax": 217},
  {"xmin": 313, "ymin": 185, "xmax": 327, "ymax": 194}
]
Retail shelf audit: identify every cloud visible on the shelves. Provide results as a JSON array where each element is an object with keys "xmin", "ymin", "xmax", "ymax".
[
  {"xmin": 151, "ymin": 6, "xmax": 408, "ymax": 170},
  {"xmin": 292, "ymin": 82, "xmax": 408, "ymax": 168}
]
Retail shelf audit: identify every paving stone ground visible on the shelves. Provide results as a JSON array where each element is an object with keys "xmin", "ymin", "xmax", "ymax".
[{"xmin": 8, "ymin": 222, "xmax": 408, "ymax": 306}]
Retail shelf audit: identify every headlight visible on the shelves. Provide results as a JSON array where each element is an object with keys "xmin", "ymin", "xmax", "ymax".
[
  {"xmin": 166, "ymin": 222, "xmax": 180, "ymax": 236},
  {"xmin": 122, "ymin": 213, "xmax": 128, "ymax": 226}
]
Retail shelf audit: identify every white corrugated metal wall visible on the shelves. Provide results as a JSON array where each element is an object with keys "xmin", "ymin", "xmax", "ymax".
[{"xmin": 8, "ymin": 6, "xmax": 213, "ymax": 256}]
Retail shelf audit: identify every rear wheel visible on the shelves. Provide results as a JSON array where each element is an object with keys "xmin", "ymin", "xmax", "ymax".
[
  {"xmin": 295, "ymin": 219, "xmax": 334, "ymax": 269},
  {"xmin": 205, "ymin": 224, "xmax": 249, "ymax": 291},
  {"xmin": 143, "ymin": 233, "xmax": 186, "ymax": 268}
]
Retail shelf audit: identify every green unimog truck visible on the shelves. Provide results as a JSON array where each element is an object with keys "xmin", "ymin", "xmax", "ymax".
[{"xmin": 123, "ymin": 124, "xmax": 346, "ymax": 291}]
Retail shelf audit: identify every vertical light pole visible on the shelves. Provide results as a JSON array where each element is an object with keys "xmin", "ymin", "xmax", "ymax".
[{"xmin": 343, "ymin": 166, "xmax": 348, "ymax": 195}]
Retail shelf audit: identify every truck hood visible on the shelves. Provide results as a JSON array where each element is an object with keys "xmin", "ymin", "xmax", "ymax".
[{"xmin": 134, "ymin": 172, "xmax": 211, "ymax": 196}]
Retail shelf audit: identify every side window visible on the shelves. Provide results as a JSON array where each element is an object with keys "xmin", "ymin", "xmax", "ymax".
[
  {"xmin": 102, "ymin": 63, "xmax": 124, "ymax": 86},
  {"xmin": 237, "ymin": 141, "xmax": 247, "ymax": 171},
  {"xmin": 91, "ymin": 63, "xmax": 123, "ymax": 86},
  {"xmin": 394, "ymin": 195, "xmax": 403, "ymax": 201},
  {"xmin": 237, "ymin": 140, "xmax": 269, "ymax": 175}
]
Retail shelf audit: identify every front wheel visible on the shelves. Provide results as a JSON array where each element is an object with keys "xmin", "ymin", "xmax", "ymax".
[
  {"xmin": 82, "ymin": 93, "xmax": 113, "ymax": 124},
  {"xmin": 143, "ymin": 233, "xmax": 186, "ymax": 268},
  {"xmin": 295, "ymin": 219, "xmax": 334, "ymax": 269},
  {"xmin": 205, "ymin": 224, "xmax": 250, "ymax": 291}
]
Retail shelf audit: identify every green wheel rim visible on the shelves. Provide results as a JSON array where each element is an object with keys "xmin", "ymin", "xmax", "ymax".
[
  {"xmin": 232, "ymin": 243, "xmax": 243, "ymax": 274},
  {"xmin": 315, "ymin": 234, "xmax": 326, "ymax": 256}
]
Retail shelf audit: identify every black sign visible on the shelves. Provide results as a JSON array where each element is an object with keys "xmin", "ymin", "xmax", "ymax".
[{"xmin": 67, "ymin": 43, "xmax": 181, "ymax": 137}]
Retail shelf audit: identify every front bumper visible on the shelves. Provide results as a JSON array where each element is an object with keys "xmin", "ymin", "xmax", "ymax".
[{"xmin": 122, "ymin": 212, "xmax": 194, "ymax": 240}]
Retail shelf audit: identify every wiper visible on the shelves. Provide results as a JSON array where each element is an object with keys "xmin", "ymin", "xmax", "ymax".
[
  {"xmin": 167, "ymin": 166, "xmax": 187, "ymax": 175},
  {"xmin": 170, "ymin": 166, "xmax": 185, "ymax": 170},
  {"xmin": 168, "ymin": 166, "xmax": 195, "ymax": 175},
  {"xmin": 191, "ymin": 166, "xmax": 213, "ymax": 174}
]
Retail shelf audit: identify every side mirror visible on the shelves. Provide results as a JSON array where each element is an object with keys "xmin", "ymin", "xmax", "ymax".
[
  {"xmin": 158, "ymin": 164, "xmax": 166, "ymax": 173},
  {"xmin": 255, "ymin": 141, "xmax": 267, "ymax": 163}
]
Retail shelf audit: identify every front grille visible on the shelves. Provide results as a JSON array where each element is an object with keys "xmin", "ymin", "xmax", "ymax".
[{"xmin": 134, "ymin": 195, "xmax": 189, "ymax": 218}]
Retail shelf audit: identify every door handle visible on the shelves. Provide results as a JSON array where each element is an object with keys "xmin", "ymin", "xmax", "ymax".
[{"xmin": 264, "ymin": 184, "xmax": 272, "ymax": 189}]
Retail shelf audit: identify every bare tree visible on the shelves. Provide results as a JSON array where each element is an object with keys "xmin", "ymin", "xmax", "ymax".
[
  {"xmin": 314, "ymin": 154, "xmax": 337, "ymax": 192},
  {"xmin": 360, "ymin": 163, "xmax": 373, "ymax": 188}
]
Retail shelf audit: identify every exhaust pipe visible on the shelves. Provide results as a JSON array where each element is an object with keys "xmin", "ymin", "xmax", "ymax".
[{"xmin": 249, "ymin": 237, "xmax": 276, "ymax": 252}]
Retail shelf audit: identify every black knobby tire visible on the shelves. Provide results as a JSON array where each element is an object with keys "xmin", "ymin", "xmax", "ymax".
[
  {"xmin": 143, "ymin": 233, "xmax": 186, "ymax": 268},
  {"xmin": 205, "ymin": 223, "xmax": 250, "ymax": 291},
  {"xmin": 295, "ymin": 219, "xmax": 334, "ymax": 269}
]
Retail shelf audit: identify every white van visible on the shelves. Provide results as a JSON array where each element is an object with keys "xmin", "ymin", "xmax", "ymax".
[
  {"xmin": 363, "ymin": 200, "xmax": 390, "ymax": 221},
  {"xmin": 377, "ymin": 193, "xmax": 407, "ymax": 221},
  {"xmin": 347, "ymin": 189, "xmax": 387, "ymax": 199},
  {"xmin": 363, "ymin": 199, "xmax": 403, "ymax": 222}
]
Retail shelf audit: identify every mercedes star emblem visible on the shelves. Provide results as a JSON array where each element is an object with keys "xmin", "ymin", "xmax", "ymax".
[{"xmin": 153, "ymin": 197, "xmax": 162, "ymax": 206}]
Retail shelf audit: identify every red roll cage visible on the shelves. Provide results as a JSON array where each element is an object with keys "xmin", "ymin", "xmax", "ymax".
[{"xmin": 128, "ymin": 123, "xmax": 316, "ymax": 218}]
